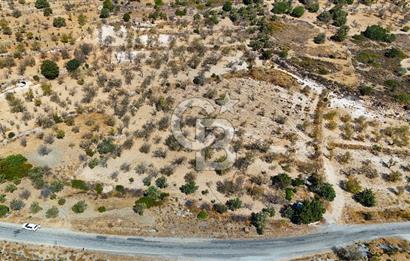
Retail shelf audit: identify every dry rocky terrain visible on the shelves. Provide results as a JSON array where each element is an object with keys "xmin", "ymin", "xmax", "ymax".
[{"xmin": 0, "ymin": 0, "xmax": 409, "ymax": 243}]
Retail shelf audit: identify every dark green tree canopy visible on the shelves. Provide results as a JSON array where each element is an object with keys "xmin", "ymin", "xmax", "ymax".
[
  {"xmin": 65, "ymin": 59, "xmax": 81, "ymax": 72},
  {"xmin": 35, "ymin": 0, "xmax": 50, "ymax": 9},
  {"xmin": 41, "ymin": 60, "xmax": 59, "ymax": 80}
]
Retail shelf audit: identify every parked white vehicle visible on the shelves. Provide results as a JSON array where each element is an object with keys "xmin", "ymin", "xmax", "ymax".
[{"xmin": 22, "ymin": 223, "xmax": 40, "ymax": 231}]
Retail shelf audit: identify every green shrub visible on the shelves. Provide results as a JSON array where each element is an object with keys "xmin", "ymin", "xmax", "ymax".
[
  {"xmin": 394, "ymin": 93, "xmax": 410, "ymax": 105},
  {"xmin": 72, "ymin": 200, "xmax": 87, "ymax": 213},
  {"xmin": 384, "ymin": 79, "xmax": 400, "ymax": 91},
  {"xmin": 354, "ymin": 189, "xmax": 376, "ymax": 207},
  {"xmin": 363, "ymin": 25, "xmax": 396, "ymax": 42},
  {"xmin": 180, "ymin": 181, "xmax": 199, "ymax": 194},
  {"xmin": 103, "ymin": 0, "xmax": 114, "ymax": 10},
  {"xmin": 285, "ymin": 187, "xmax": 294, "ymax": 200},
  {"xmin": 115, "ymin": 185, "xmax": 126, "ymax": 194},
  {"xmin": 35, "ymin": 0, "xmax": 49, "ymax": 9},
  {"xmin": 292, "ymin": 178, "xmax": 304, "ymax": 187},
  {"xmin": 331, "ymin": 25, "xmax": 349, "ymax": 42},
  {"xmin": 41, "ymin": 60, "xmax": 59, "ymax": 80},
  {"xmin": 95, "ymin": 183, "xmax": 103, "ymax": 194},
  {"xmin": 46, "ymin": 206, "xmax": 59, "ymax": 218},
  {"xmin": 5, "ymin": 183, "xmax": 17, "ymax": 193},
  {"xmin": 262, "ymin": 206, "xmax": 275, "ymax": 217},
  {"xmin": 272, "ymin": 0, "xmax": 292, "ymax": 14},
  {"xmin": 213, "ymin": 203, "xmax": 228, "ymax": 214},
  {"xmin": 0, "ymin": 205, "xmax": 10, "ymax": 217},
  {"xmin": 250, "ymin": 211, "xmax": 268, "ymax": 234},
  {"xmin": 359, "ymin": 85, "xmax": 374, "ymax": 96},
  {"xmin": 175, "ymin": 8, "xmax": 187, "ymax": 16},
  {"xmin": 305, "ymin": 1, "xmax": 319, "ymax": 12},
  {"xmin": 71, "ymin": 179, "xmax": 89, "ymax": 191},
  {"xmin": 331, "ymin": 7, "xmax": 347, "ymax": 26},
  {"xmin": 0, "ymin": 154, "xmax": 32, "ymax": 182},
  {"xmin": 88, "ymin": 158, "xmax": 99, "ymax": 169},
  {"xmin": 271, "ymin": 173, "xmax": 292, "ymax": 189},
  {"xmin": 385, "ymin": 48, "xmax": 406, "ymax": 59},
  {"xmin": 165, "ymin": 135, "xmax": 183, "ymax": 151},
  {"xmin": 284, "ymin": 199, "xmax": 325, "ymax": 224},
  {"xmin": 43, "ymin": 7, "xmax": 52, "ymax": 16},
  {"xmin": 311, "ymin": 182, "xmax": 336, "ymax": 201},
  {"xmin": 53, "ymin": 17, "xmax": 66, "ymax": 28},
  {"xmin": 133, "ymin": 202, "xmax": 145, "ymax": 215},
  {"xmin": 313, "ymin": 33, "xmax": 326, "ymax": 44},
  {"xmin": 155, "ymin": 176, "xmax": 168, "ymax": 188},
  {"xmin": 97, "ymin": 139, "xmax": 116, "ymax": 154},
  {"xmin": 58, "ymin": 198, "xmax": 66, "ymax": 205},
  {"xmin": 10, "ymin": 199, "xmax": 25, "ymax": 211},
  {"xmin": 65, "ymin": 59, "xmax": 81, "ymax": 72},
  {"xmin": 100, "ymin": 8, "xmax": 110, "ymax": 18},
  {"xmin": 193, "ymin": 75, "xmax": 205, "ymax": 85},
  {"xmin": 222, "ymin": 1, "xmax": 232, "ymax": 12},
  {"xmin": 135, "ymin": 186, "xmax": 168, "ymax": 208},
  {"xmin": 291, "ymin": 6, "xmax": 305, "ymax": 17},
  {"xmin": 56, "ymin": 129, "xmax": 65, "ymax": 139},
  {"xmin": 344, "ymin": 177, "xmax": 362, "ymax": 194},
  {"xmin": 226, "ymin": 198, "xmax": 242, "ymax": 211},
  {"xmin": 30, "ymin": 202, "xmax": 42, "ymax": 214},
  {"xmin": 123, "ymin": 12, "xmax": 131, "ymax": 22},
  {"xmin": 197, "ymin": 210, "xmax": 208, "ymax": 220},
  {"xmin": 98, "ymin": 206, "xmax": 106, "ymax": 213},
  {"xmin": 317, "ymin": 11, "xmax": 332, "ymax": 23}
]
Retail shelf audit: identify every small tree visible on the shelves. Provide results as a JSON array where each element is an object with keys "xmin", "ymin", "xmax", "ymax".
[{"xmin": 41, "ymin": 60, "xmax": 59, "ymax": 80}]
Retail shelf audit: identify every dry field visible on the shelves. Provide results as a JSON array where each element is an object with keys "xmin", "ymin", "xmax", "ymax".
[{"xmin": 0, "ymin": 0, "xmax": 409, "ymax": 239}]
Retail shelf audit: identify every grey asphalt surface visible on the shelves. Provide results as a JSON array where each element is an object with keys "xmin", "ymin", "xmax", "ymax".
[{"xmin": 0, "ymin": 222, "xmax": 410, "ymax": 260}]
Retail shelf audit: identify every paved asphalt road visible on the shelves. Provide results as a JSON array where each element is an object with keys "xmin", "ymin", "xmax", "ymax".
[{"xmin": 1, "ymin": 222, "xmax": 410, "ymax": 260}]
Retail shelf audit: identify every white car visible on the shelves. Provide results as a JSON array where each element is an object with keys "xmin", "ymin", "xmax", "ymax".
[{"xmin": 22, "ymin": 223, "xmax": 40, "ymax": 231}]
